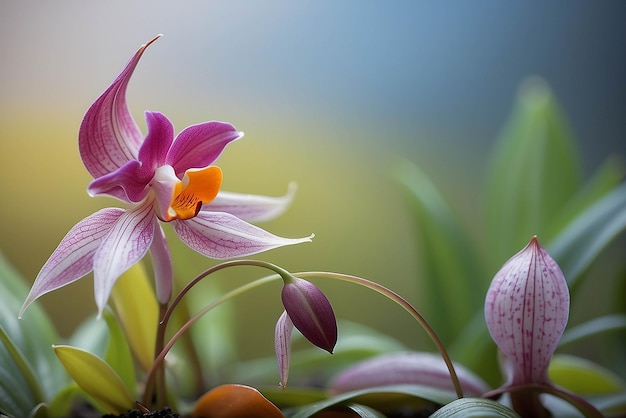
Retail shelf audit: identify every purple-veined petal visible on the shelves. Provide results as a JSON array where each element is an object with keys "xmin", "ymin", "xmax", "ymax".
[
  {"xmin": 484, "ymin": 236, "xmax": 570, "ymax": 385},
  {"xmin": 19, "ymin": 208, "xmax": 125, "ymax": 318},
  {"xmin": 329, "ymin": 352, "xmax": 489, "ymax": 397},
  {"xmin": 79, "ymin": 35, "xmax": 161, "ymax": 179},
  {"xmin": 274, "ymin": 311, "xmax": 293, "ymax": 388},
  {"xmin": 166, "ymin": 121, "xmax": 242, "ymax": 177},
  {"xmin": 137, "ymin": 111, "xmax": 175, "ymax": 174},
  {"xmin": 87, "ymin": 159, "xmax": 149, "ymax": 203},
  {"xmin": 149, "ymin": 223, "xmax": 173, "ymax": 304},
  {"xmin": 204, "ymin": 183, "xmax": 297, "ymax": 223},
  {"xmin": 172, "ymin": 211, "xmax": 313, "ymax": 259},
  {"xmin": 281, "ymin": 277, "xmax": 337, "ymax": 354},
  {"xmin": 92, "ymin": 200, "xmax": 157, "ymax": 315}
]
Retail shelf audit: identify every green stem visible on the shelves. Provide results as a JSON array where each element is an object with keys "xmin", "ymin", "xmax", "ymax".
[
  {"xmin": 143, "ymin": 273, "xmax": 283, "ymax": 401},
  {"xmin": 295, "ymin": 271, "xmax": 464, "ymax": 399}
]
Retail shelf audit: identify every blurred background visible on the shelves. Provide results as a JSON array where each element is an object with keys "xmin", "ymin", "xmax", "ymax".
[{"xmin": 1, "ymin": 2, "xmax": 624, "ymax": 367}]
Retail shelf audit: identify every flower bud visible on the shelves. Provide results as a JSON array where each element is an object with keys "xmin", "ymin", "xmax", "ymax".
[
  {"xmin": 485, "ymin": 236, "xmax": 569, "ymax": 386},
  {"xmin": 281, "ymin": 277, "xmax": 337, "ymax": 354}
]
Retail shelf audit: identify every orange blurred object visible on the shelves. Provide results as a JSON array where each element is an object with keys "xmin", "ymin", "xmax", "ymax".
[{"xmin": 192, "ymin": 384, "xmax": 285, "ymax": 418}]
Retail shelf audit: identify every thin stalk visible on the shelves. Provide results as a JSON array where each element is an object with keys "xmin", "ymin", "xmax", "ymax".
[
  {"xmin": 142, "ymin": 274, "xmax": 282, "ymax": 405},
  {"xmin": 295, "ymin": 271, "xmax": 464, "ymax": 399}
]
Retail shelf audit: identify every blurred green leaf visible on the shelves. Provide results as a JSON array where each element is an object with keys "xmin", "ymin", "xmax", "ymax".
[
  {"xmin": 393, "ymin": 158, "xmax": 486, "ymax": 343},
  {"xmin": 0, "ymin": 252, "xmax": 68, "ymax": 417},
  {"xmin": 428, "ymin": 398, "xmax": 521, "ymax": 417},
  {"xmin": 549, "ymin": 354, "xmax": 625, "ymax": 395},
  {"xmin": 559, "ymin": 314, "xmax": 626, "ymax": 347},
  {"xmin": 485, "ymin": 78, "xmax": 582, "ymax": 265},
  {"xmin": 283, "ymin": 384, "xmax": 454, "ymax": 418},
  {"xmin": 548, "ymin": 156, "xmax": 624, "ymax": 238},
  {"xmin": 53, "ymin": 345, "xmax": 135, "ymax": 414},
  {"xmin": 103, "ymin": 310, "xmax": 136, "ymax": 396},
  {"xmin": 547, "ymin": 182, "xmax": 626, "ymax": 287}
]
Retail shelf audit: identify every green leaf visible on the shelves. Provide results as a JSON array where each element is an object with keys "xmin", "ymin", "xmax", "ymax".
[
  {"xmin": 485, "ymin": 78, "xmax": 582, "ymax": 265},
  {"xmin": 393, "ymin": 158, "xmax": 486, "ymax": 343},
  {"xmin": 344, "ymin": 403, "xmax": 386, "ymax": 417},
  {"xmin": 103, "ymin": 310, "xmax": 136, "ymax": 395},
  {"xmin": 559, "ymin": 314, "xmax": 626, "ymax": 347},
  {"xmin": 0, "ymin": 252, "xmax": 68, "ymax": 417},
  {"xmin": 428, "ymin": 398, "xmax": 521, "ymax": 417},
  {"xmin": 283, "ymin": 384, "xmax": 454, "ymax": 418},
  {"xmin": 549, "ymin": 354, "xmax": 625, "ymax": 395},
  {"xmin": 547, "ymin": 182, "xmax": 626, "ymax": 287},
  {"xmin": 53, "ymin": 345, "xmax": 135, "ymax": 414},
  {"xmin": 548, "ymin": 156, "xmax": 624, "ymax": 237},
  {"xmin": 110, "ymin": 262, "xmax": 158, "ymax": 372}
]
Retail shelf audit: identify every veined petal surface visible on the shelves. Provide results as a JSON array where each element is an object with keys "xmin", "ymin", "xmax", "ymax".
[
  {"xmin": 206, "ymin": 183, "xmax": 297, "ymax": 222},
  {"xmin": 274, "ymin": 311, "xmax": 294, "ymax": 388},
  {"xmin": 20, "ymin": 208, "xmax": 125, "ymax": 317},
  {"xmin": 137, "ymin": 111, "xmax": 175, "ymax": 174},
  {"xmin": 79, "ymin": 35, "xmax": 161, "ymax": 179},
  {"xmin": 172, "ymin": 211, "xmax": 312, "ymax": 259},
  {"xmin": 485, "ymin": 236, "xmax": 570, "ymax": 385},
  {"xmin": 93, "ymin": 200, "xmax": 157, "ymax": 314},
  {"xmin": 166, "ymin": 121, "xmax": 242, "ymax": 177},
  {"xmin": 87, "ymin": 159, "xmax": 148, "ymax": 203}
]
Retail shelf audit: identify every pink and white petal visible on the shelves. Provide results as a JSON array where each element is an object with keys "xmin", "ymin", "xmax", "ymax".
[
  {"xmin": 87, "ymin": 159, "xmax": 150, "ymax": 203},
  {"xmin": 19, "ymin": 208, "xmax": 125, "ymax": 318},
  {"xmin": 274, "ymin": 311, "xmax": 294, "ymax": 388},
  {"xmin": 92, "ymin": 200, "xmax": 157, "ymax": 315},
  {"xmin": 151, "ymin": 165, "xmax": 179, "ymax": 221},
  {"xmin": 166, "ymin": 121, "xmax": 242, "ymax": 177},
  {"xmin": 149, "ymin": 223, "xmax": 173, "ymax": 304},
  {"xmin": 204, "ymin": 183, "xmax": 297, "ymax": 223},
  {"xmin": 137, "ymin": 111, "xmax": 175, "ymax": 175},
  {"xmin": 172, "ymin": 211, "xmax": 313, "ymax": 259},
  {"xmin": 79, "ymin": 35, "xmax": 161, "ymax": 179}
]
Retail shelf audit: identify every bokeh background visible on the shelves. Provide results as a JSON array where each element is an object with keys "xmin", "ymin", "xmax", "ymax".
[{"xmin": 1, "ymin": 2, "xmax": 624, "ymax": 365}]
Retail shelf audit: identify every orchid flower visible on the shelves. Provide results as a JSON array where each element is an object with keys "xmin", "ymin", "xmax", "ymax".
[
  {"xmin": 20, "ymin": 35, "xmax": 311, "ymax": 317},
  {"xmin": 484, "ymin": 236, "xmax": 569, "ymax": 416}
]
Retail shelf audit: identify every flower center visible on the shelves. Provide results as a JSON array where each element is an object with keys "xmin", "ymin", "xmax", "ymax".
[{"xmin": 165, "ymin": 166, "xmax": 222, "ymax": 221}]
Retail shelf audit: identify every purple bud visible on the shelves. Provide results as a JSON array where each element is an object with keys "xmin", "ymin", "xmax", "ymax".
[
  {"xmin": 281, "ymin": 277, "xmax": 337, "ymax": 354},
  {"xmin": 485, "ymin": 236, "xmax": 569, "ymax": 386}
]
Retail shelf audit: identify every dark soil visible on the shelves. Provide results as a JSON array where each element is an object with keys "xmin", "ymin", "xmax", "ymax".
[{"xmin": 102, "ymin": 408, "xmax": 180, "ymax": 418}]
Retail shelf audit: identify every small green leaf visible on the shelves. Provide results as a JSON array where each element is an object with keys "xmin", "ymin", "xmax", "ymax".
[
  {"xmin": 428, "ymin": 398, "xmax": 521, "ymax": 418},
  {"xmin": 53, "ymin": 345, "xmax": 135, "ymax": 414},
  {"xmin": 485, "ymin": 78, "xmax": 582, "ymax": 265},
  {"xmin": 549, "ymin": 354, "xmax": 625, "ymax": 395}
]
